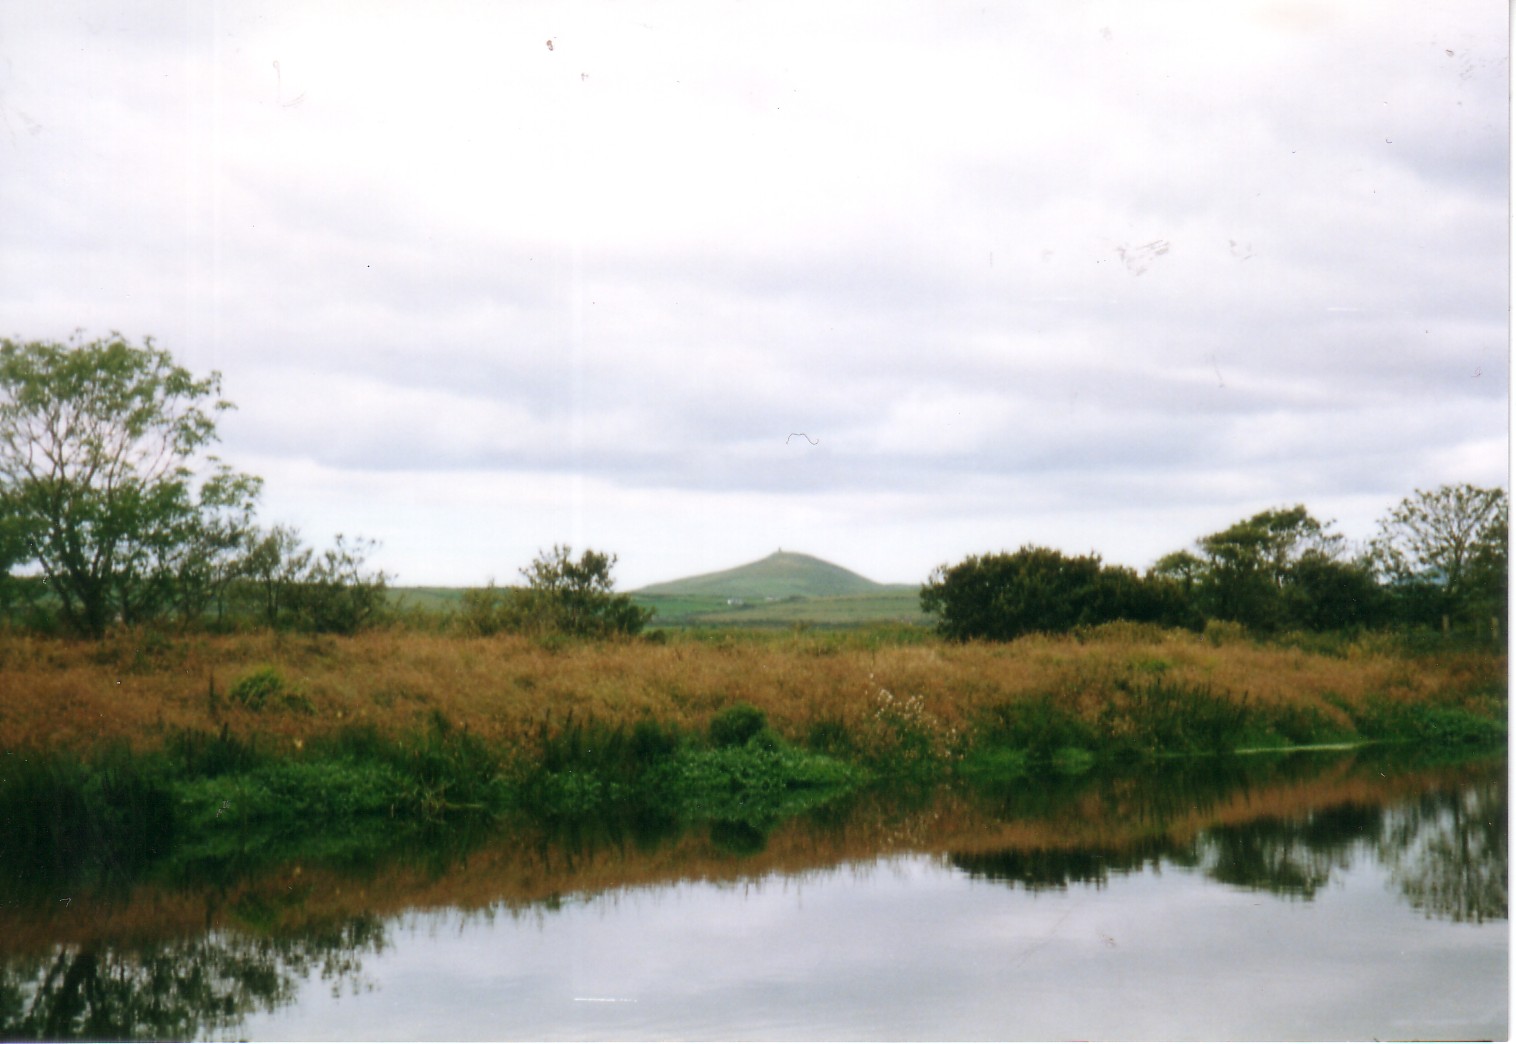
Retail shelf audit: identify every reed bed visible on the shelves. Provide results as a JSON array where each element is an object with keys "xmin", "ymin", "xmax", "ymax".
[{"xmin": 0, "ymin": 623, "xmax": 1503, "ymax": 759}]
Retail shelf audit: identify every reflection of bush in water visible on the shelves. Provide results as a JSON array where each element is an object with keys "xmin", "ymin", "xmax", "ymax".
[
  {"xmin": 966, "ymin": 752, "xmax": 1347, "ymax": 831},
  {"xmin": 0, "ymin": 915, "xmax": 385, "ymax": 1041},
  {"xmin": 0, "ymin": 750, "xmax": 177, "ymax": 896},
  {"xmin": 952, "ymin": 841, "xmax": 1172, "ymax": 892},
  {"xmin": 1194, "ymin": 812, "xmax": 1368, "ymax": 898},
  {"xmin": 710, "ymin": 819, "xmax": 769, "ymax": 856},
  {"xmin": 949, "ymin": 818, "xmax": 1352, "ymax": 898},
  {"xmin": 951, "ymin": 772, "xmax": 1507, "ymax": 917}
]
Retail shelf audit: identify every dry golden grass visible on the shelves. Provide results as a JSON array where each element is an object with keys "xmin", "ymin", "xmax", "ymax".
[{"xmin": 0, "ymin": 625, "xmax": 1503, "ymax": 756}]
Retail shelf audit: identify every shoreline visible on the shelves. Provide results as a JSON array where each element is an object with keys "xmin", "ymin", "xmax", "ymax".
[{"xmin": 0, "ymin": 625, "xmax": 1504, "ymax": 887}]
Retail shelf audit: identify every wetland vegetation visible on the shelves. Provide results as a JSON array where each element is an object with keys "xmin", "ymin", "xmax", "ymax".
[
  {"xmin": 0, "ymin": 621, "xmax": 1504, "ymax": 889},
  {"xmin": 0, "ymin": 335, "xmax": 1506, "ymax": 1038}
]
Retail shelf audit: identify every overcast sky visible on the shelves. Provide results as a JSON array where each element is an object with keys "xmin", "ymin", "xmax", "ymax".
[{"xmin": 1, "ymin": 1, "xmax": 1507, "ymax": 588}]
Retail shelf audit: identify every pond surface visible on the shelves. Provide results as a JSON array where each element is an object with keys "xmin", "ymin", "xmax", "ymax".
[{"xmin": 3, "ymin": 750, "xmax": 1506, "ymax": 1041}]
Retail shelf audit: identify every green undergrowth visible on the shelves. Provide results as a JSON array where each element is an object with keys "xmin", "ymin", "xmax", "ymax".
[
  {"xmin": 0, "ymin": 683, "xmax": 1503, "ymax": 891},
  {"xmin": 953, "ymin": 680, "xmax": 1505, "ymax": 786},
  {"xmin": 519, "ymin": 704, "xmax": 863, "ymax": 827},
  {"xmin": 1348, "ymin": 697, "xmax": 1508, "ymax": 748},
  {"xmin": 0, "ymin": 717, "xmax": 511, "ymax": 895}
]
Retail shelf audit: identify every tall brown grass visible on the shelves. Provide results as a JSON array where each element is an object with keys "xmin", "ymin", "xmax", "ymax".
[{"xmin": 0, "ymin": 624, "xmax": 1502, "ymax": 757}]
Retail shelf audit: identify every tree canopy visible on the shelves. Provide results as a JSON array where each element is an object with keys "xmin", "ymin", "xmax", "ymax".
[
  {"xmin": 920, "ymin": 545, "xmax": 1187, "ymax": 641},
  {"xmin": 921, "ymin": 490, "xmax": 1505, "ymax": 642},
  {"xmin": 461, "ymin": 546, "xmax": 652, "ymax": 639},
  {"xmin": 0, "ymin": 334, "xmax": 391, "ymax": 637},
  {"xmin": 0, "ymin": 334, "xmax": 261, "ymax": 636},
  {"xmin": 1371, "ymin": 484, "xmax": 1508, "ymax": 628}
]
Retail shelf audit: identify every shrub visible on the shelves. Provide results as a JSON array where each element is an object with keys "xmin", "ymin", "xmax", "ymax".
[
  {"xmin": 458, "ymin": 583, "xmax": 509, "ymax": 637},
  {"xmin": 230, "ymin": 666, "xmax": 287, "ymax": 710},
  {"xmin": 977, "ymin": 696, "xmax": 1097, "ymax": 761},
  {"xmin": 0, "ymin": 749, "xmax": 176, "ymax": 888},
  {"xmin": 1111, "ymin": 680, "xmax": 1253, "ymax": 755},
  {"xmin": 513, "ymin": 546, "xmax": 654, "ymax": 638},
  {"xmin": 165, "ymin": 726, "xmax": 263, "ymax": 777},
  {"xmin": 1352, "ymin": 698, "xmax": 1507, "ymax": 747},
  {"xmin": 631, "ymin": 718, "xmax": 681, "ymax": 762},
  {"xmin": 1203, "ymin": 619, "xmax": 1249, "ymax": 646},
  {"xmin": 805, "ymin": 719, "xmax": 855, "ymax": 757},
  {"xmin": 709, "ymin": 703, "xmax": 768, "ymax": 748},
  {"xmin": 922, "ymin": 546, "xmax": 1188, "ymax": 641},
  {"xmin": 284, "ymin": 535, "xmax": 389, "ymax": 634}
]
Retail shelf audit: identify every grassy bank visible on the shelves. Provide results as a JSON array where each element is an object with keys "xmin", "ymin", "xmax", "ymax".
[
  {"xmin": 0, "ymin": 623, "xmax": 1503, "ymax": 752},
  {"xmin": 0, "ymin": 622, "xmax": 1504, "ymax": 882}
]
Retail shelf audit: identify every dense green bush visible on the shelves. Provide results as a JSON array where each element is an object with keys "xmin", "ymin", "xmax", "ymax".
[
  {"xmin": 921, "ymin": 546, "xmax": 1188, "ymax": 641},
  {"xmin": 164, "ymin": 726, "xmax": 263, "ymax": 777},
  {"xmin": 976, "ymin": 697, "xmax": 1098, "ymax": 761},
  {"xmin": 0, "ymin": 748, "xmax": 176, "ymax": 889},
  {"xmin": 461, "ymin": 547, "xmax": 653, "ymax": 639},
  {"xmin": 1109, "ymin": 681, "xmax": 1253, "ymax": 755},
  {"xmin": 709, "ymin": 703, "xmax": 768, "ymax": 748},
  {"xmin": 1351, "ymin": 698, "xmax": 1508, "ymax": 747}
]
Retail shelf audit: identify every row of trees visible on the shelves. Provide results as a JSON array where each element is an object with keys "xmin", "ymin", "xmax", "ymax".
[
  {"xmin": 0, "ymin": 335, "xmax": 388, "ymax": 636},
  {"xmin": 0, "ymin": 334, "xmax": 650, "ymax": 640},
  {"xmin": 923, "ymin": 489, "xmax": 1508, "ymax": 641},
  {"xmin": 1, "ymin": 334, "xmax": 1503, "ymax": 645}
]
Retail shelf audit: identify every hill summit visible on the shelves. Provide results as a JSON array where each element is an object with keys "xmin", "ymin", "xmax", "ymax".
[{"xmin": 635, "ymin": 550, "xmax": 888, "ymax": 600}]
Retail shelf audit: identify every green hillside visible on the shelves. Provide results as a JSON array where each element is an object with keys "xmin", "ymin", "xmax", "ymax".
[
  {"xmin": 634, "ymin": 550, "xmax": 893, "ymax": 600},
  {"xmin": 388, "ymin": 552, "xmax": 928, "ymax": 629}
]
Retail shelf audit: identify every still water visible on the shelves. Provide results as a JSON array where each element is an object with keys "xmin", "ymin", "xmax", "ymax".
[{"xmin": 3, "ymin": 751, "xmax": 1507, "ymax": 1041}]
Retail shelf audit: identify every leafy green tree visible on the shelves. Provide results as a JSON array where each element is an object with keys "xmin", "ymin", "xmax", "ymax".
[
  {"xmin": 164, "ymin": 464, "xmax": 264, "ymax": 625},
  {"xmin": 1145, "ymin": 551, "xmax": 1207, "ymax": 630},
  {"xmin": 1150, "ymin": 549, "xmax": 1205, "ymax": 593},
  {"xmin": 1371, "ymin": 484, "xmax": 1508, "ymax": 630},
  {"xmin": 0, "ymin": 917, "xmax": 385, "ymax": 1040},
  {"xmin": 285, "ymin": 533, "xmax": 389, "ymax": 634},
  {"xmin": 510, "ymin": 545, "xmax": 652, "ymax": 638},
  {"xmin": 1281, "ymin": 551, "xmax": 1387, "ymax": 632},
  {"xmin": 0, "ymin": 334, "xmax": 261, "ymax": 637},
  {"xmin": 0, "ymin": 505, "xmax": 34, "ymax": 623},
  {"xmin": 1190, "ymin": 506, "xmax": 1343, "ymax": 631},
  {"xmin": 233, "ymin": 523, "xmax": 313, "ymax": 628},
  {"xmin": 921, "ymin": 545, "xmax": 1182, "ymax": 641}
]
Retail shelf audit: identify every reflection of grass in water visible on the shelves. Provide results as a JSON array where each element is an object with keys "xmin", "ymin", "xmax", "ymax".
[
  {"xmin": 4, "ymin": 756, "xmax": 1501, "ymax": 1043},
  {"xmin": 0, "ymin": 748, "xmax": 1502, "ymax": 969},
  {"xmin": 0, "ymin": 719, "xmax": 509, "ymax": 899}
]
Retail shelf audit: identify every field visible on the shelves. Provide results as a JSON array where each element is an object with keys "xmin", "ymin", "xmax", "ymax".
[
  {"xmin": 389, "ymin": 587, "xmax": 469, "ymax": 614},
  {"xmin": 384, "ymin": 549, "xmax": 927, "ymax": 629},
  {"xmin": 388, "ymin": 586, "xmax": 929, "ymax": 628},
  {"xmin": 633, "ymin": 589, "xmax": 928, "ymax": 628}
]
